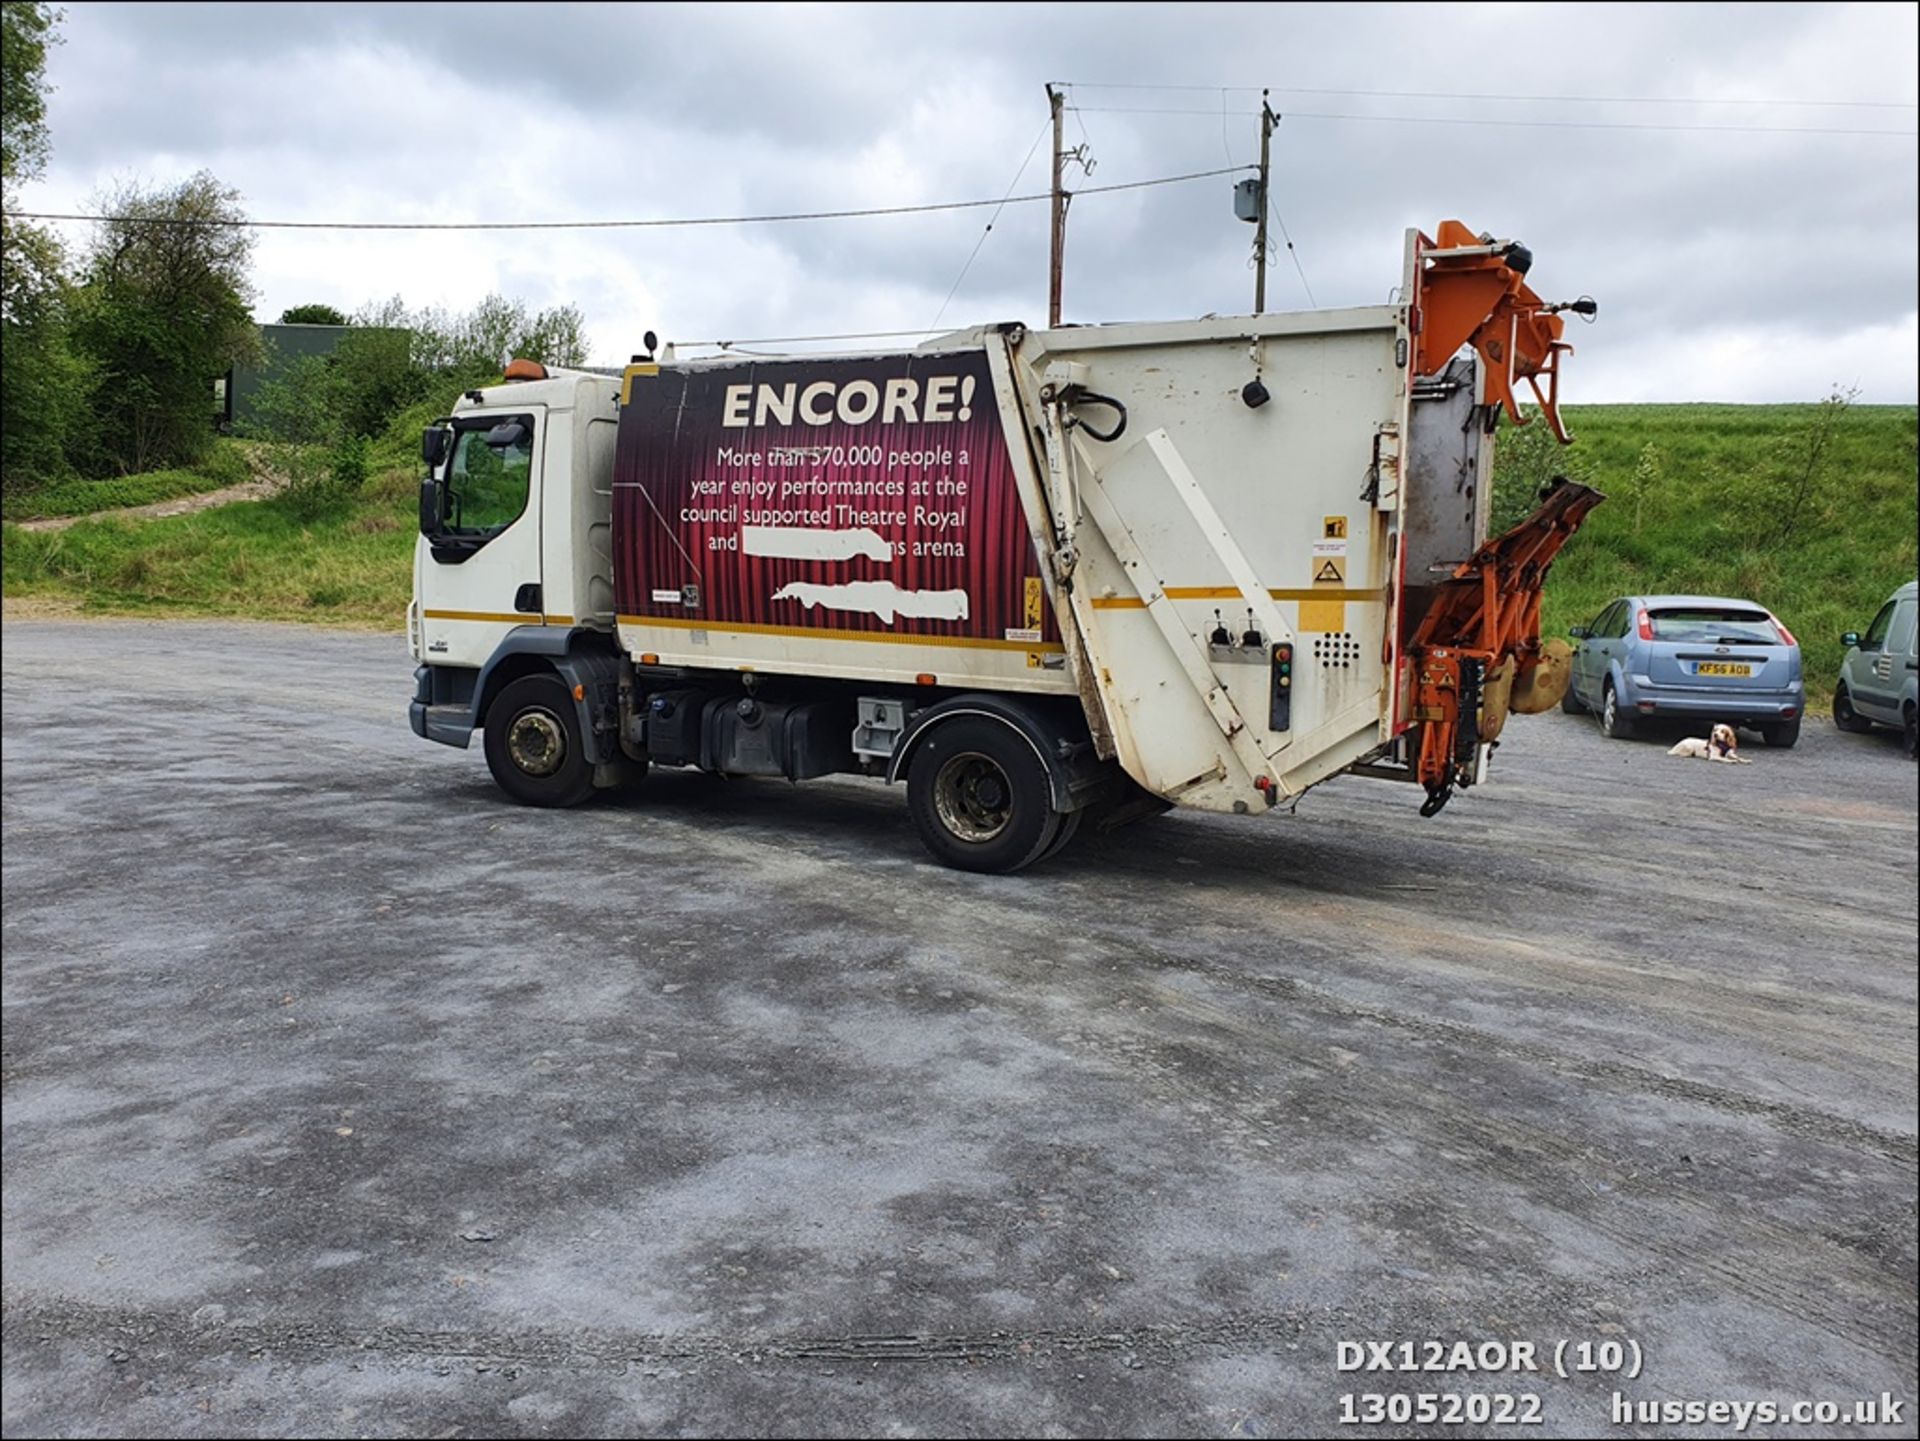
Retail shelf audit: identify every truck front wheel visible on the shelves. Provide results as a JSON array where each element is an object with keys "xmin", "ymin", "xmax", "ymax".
[
  {"xmin": 906, "ymin": 717, "xmax": 1061, "ymax": 873},
  {"xmin": 484, "ymin": 673, "xmax": 596, "ymax": 808}
]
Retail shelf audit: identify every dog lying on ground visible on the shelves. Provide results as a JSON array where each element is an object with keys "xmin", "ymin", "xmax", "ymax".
[{"xmin": 1669, "ymin": 723, "xmax": 1750, "ymax": 763}]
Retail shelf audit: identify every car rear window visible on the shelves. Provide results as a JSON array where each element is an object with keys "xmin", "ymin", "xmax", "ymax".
[{"xmin": 1648, "ymin": 608, "xmax": 1777, "ymax": 645}]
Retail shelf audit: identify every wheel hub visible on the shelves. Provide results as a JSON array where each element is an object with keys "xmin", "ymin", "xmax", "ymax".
[
  {"xmin": 933, "ymin": 751, "xmax": 1013, "ymax": 843},
  {"xmin": 507, "ymin": 707, "xmax": 566, "ymax": 777}
]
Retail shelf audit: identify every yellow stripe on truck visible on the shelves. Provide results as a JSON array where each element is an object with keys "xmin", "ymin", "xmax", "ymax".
[{"xmin": 422, "ymin": 609, "xmax": 574, "ymax": 626}]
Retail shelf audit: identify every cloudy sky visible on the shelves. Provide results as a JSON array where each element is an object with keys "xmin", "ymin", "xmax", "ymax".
[{"xmin": 19, "ymin": 2, "xmax": 1919, "ymax": 402}]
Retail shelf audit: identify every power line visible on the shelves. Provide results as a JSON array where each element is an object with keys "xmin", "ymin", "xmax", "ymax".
[
  {"xmin": 5, "ymin": 165, "xmax": 1253, "ymax": 233},
  {"xmin": 1058, "ymin": 80, "xmax": 1919, "ymax": 110},
  {"xmin": 1259, "ymin": 113, "xmax": 1315, "ymax": 308},
  {"xmin": 1267, "ymin": 196, "xmax": 1315, "ymax": 309},
  {"xmin": 927, "ymin": 118, "xmax": 1052, "ymax": 335},
  {"xmin": 1066, "ymin": 105, "xmax": 1917, "ymax": 138}
]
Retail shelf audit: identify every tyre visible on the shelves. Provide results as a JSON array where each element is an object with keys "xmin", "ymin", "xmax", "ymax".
[
  {"xmin": 906, "ymin": 717, "xmax": 1060, "ymax": 874},
  {"xmin": 1037, "ymin": 804, "xmax": 1085, "ymax": 862},
  {"xmin": 483, "ymin": 673, "xmax": 596, "ymax": 808},
  {"xmin": 1760, "ymin": 718, "xmax": 1800, "ymax": 749},
  {"xmin": 1599, "ymin": 680, "xmax": 1634, "ymax": 740},
  {"xmin": 1833, "ymin": 685, "xmax": 1873, "ymax": 734},
  {"xmin": 1560, "ymin": 679, "xmax": 1588, "ymax": 715}
]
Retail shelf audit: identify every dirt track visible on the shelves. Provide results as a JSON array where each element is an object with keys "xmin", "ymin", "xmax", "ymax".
[{"xmin": 3, "ymin": 620, "xmax": 1914, "ymax": 1437}]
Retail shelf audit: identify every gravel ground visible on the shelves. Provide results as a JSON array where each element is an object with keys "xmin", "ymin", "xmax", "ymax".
[{"xmin": 3, "ymin": 619, "xmax": 1915, "ymax": 1438}]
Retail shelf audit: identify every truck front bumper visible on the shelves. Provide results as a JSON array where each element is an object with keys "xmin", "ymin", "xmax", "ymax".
[{"xmin": 411, "ymin": 665, "xmax": 476, "ymax": 749}]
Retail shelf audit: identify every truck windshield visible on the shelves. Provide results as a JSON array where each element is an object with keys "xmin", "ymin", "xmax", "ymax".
[{"xmin": 446, "ymin": 422, "xmax": 533, "ymax": 535}]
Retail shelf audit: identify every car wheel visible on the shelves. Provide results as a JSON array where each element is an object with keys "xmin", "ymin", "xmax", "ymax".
[
  {"xmin": 484, "ymin": 673, "xmax": 597, "ymax": 808},
  {"xmin": 1560, "ymin": 680, "xmax": 1588, "ymax": 715},
  {"xmin": 907, "ymin": 717, "xmax": 1060, "ymax": 874},
  {"xmin": 1833, "ymin": 685, "xmax": 1873, "ymax": 733},
  {"xmin": 1600, "ymin": 680, "xmax": 1634, "ymax": 740},
  {"xmin": 1760, "ymin": 718, "xmax": 1800, "ymax": 749}
]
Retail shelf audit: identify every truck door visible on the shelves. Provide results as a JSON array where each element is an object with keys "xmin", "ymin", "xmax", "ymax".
[{"xmin": 417, "ymin": 406, "xmax": 548, "ymax": 668}]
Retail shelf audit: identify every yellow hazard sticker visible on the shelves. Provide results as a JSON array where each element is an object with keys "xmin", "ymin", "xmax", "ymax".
[
  {"xmin": 1313, "ymin": 556, "xmax": 1347, "ymax": 585},
  {"xmin": 1323, "ymin": 515, "xmax": 1348, "ymax": 541}
]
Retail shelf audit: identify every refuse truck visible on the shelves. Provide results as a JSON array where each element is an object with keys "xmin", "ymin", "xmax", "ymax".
[{"xmin": 408, "ymin": 219, "xmax": 1603, "ymax": 872}]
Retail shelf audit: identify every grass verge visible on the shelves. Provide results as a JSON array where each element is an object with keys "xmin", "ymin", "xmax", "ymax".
[
  {"xmin": 3, "ymin": 467, "xmax": 414, "ymax": 628},
  {"xmin": 1, "ymin": 440, "xmax": 255, "ymax": 522}
]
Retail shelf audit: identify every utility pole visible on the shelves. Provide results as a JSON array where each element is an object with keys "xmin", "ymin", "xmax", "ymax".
[
  {"xmin": 1048, "ymin": 83, "xmax": 1066, "ymax": 328},
  {"xmin": 1253, "ymin": 89, "xmax": 1274, "ymax": 315}
]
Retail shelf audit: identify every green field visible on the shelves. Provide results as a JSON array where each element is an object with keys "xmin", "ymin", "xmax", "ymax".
[
  {"xmin": 1532, "ymin": 403, "xmax": 1917, "ymax": 706},
  {"xmin": 3, "ymin": 402, "xmax": 1914, "ymax": 707}
]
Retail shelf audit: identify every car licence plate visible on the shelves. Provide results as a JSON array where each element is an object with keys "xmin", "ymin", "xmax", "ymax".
[{"xmin": 1693, "ymin": 662, "xmax": 1752, "ymax": 677}]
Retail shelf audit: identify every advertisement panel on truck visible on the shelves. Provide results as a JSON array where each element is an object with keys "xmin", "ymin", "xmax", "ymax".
[{"xmin": 613, "ymin": 349, "xmax": 1057, "ymax": 652}]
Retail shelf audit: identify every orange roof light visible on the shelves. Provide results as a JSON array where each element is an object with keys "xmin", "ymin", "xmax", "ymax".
[{"xmin": 504, "ymin": 358, "xmax": 548, "ymax": 382}]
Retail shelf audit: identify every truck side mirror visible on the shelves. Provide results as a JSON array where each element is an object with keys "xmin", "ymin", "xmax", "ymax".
[
  {"xmin": 419, "ymin": 474, "xmax": 443, "ymax": 536},
  {"xmin": 421, "ymin": 427, "xmax": 450, "ymax": 467},
  {"xmin": 1841, "ymin": 631, "xmax": 1861, "ymax": 649}
]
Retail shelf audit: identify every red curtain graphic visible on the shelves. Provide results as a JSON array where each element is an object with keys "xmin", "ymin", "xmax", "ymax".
[{"xmin": 613, "ymin": 349, "xmax": 1054, "ymax": 643}]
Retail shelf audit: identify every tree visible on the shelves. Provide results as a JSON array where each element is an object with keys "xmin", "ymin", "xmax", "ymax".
[
  {"xmin": 72, "ymin": 171, "xmax": 261, "ymax": 474},
  {"xmin": 278, "ymin": 302, "xmax": 347, "ymax": 326},
  {"xmin": 1757, "ymin": 386, "xmax": 1856, "ymax": 549},
  {"xmin": 2, "ymin": 3, "xmax": 83, "ymax": 489},
  {"xmin": 2, "ymin": 0, "xmax": 59, "ymax": 185},
  {"xmin": 0, "ymin": 215, "xmax": 88, "ymax": 488},
  {"xmin": 1489, "ymin": 409, "xmax": 1595, "ymax": 536},
  {"xmin": 519, "ymin": 302, "xmax": 588, "ymax": 369},
  {"xmin": 1620, "ymin": 441, "xmax": 1665, "ymax": 536}
]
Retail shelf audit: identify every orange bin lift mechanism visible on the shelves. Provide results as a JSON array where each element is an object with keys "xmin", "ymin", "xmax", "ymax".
[
  {"xmin": 1408, "ymin": 481, "xmax": 1606, "ymax": 815},
  {"xmin": 1413, "ymin": 219, "xmax": 1575, "ymax": 443}
]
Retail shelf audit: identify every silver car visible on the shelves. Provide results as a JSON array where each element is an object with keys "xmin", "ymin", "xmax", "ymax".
[
  {"xmin": 1563, "ymin": 593, "xmax": 1804, "ymax": 747},
  {"xmin": 1834, "ymin": 579, "xmax": 1918, "ymax": 758}
]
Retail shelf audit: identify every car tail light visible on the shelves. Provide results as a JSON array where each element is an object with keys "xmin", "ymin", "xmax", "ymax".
[
  {"xmin": 1770, "ymin": 613, "xmax": 1798, "ymax": 647},
  {"xmin": 1636, "ymin": 608, "xmax": 1654, "ymax": 641}
]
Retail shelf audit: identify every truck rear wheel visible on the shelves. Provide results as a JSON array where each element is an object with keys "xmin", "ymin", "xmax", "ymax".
[
  {"xmin": 484, "ymin": 673, "xmax": 596, "ymax": 808},
  {"xmin": 906, "ymin": 717, "xmax": 1060, "ymax": 874}
]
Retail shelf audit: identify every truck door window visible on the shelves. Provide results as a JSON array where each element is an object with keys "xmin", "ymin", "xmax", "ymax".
[{"xmin": 446, "ymin": 416, "xmax": 534, "ymax": 538}]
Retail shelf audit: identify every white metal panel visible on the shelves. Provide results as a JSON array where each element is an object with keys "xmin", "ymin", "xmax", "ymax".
[{"xmin": 1010, "ymin": 308, "xmax": 1412, "ymax": 811}]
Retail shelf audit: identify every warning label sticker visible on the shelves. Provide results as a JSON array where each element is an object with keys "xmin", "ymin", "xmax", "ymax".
[
  {"xmin": 1323, "ymin": 515, "xmax": 1348, "ymax": 540},
  {"xmin": 1313, "ymin": 556, "xmax": 1347, "ymax": 585}
]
